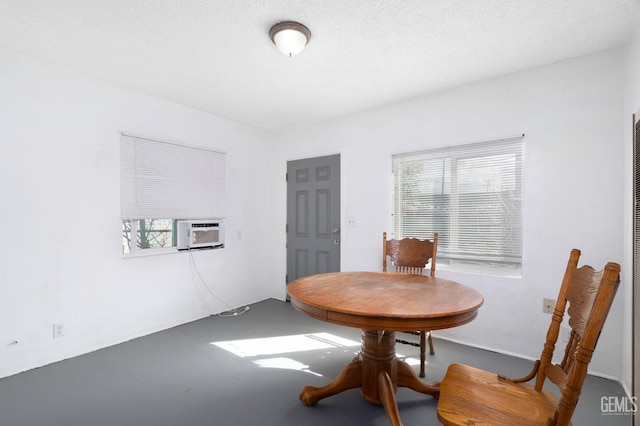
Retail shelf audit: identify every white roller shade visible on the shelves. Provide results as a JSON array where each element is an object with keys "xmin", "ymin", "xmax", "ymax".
[{"xmin": 120, "ymin": 134, "xmax": 226, "ymax": 220}]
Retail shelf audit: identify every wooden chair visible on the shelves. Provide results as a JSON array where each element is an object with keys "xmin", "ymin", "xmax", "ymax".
[
  {"xmin": 437, "ymin": 249, "xmax": 621, "ymax": 426},
  {"xmin": 382, "ymin": 231, "xmax": 438, "ymax": 378}
]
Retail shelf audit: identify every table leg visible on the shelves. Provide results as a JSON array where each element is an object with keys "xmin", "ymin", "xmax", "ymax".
[
  {"xmin": 397, "ymin": 360, "xmax": 440, "ymax": 398},
  {"xmin": 299, "ymin": 357, "xmax": 362, "ymax": 406},
  {"xmin": 298, "ymin": 329, "xmax": 439, "ymax": 425},
  {"xmin": 378, "ymin": 370, "xmax": 403, "ymax": 426}
]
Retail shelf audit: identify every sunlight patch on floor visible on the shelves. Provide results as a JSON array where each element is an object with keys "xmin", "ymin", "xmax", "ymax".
[
  {"xmin": 398, "ymin": 355, "xmax": 421, "ymax": 366},
  {"xmin": 211, "ymin": 332, "xmax": 360, "ymax": 358},
  {"xmin": 252, "ymin": 357, "xmax": 324, "ymax": 376}
]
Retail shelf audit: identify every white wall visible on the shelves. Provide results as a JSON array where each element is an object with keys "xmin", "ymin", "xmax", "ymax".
[
  {"xmin": 276, "ymin": 48, "xmax": 626, "ymax": 379},
  {"xmin": 622, "ymin": 26, "xmax": 640, "ymax": 397},
  {"xmin": 0, "ymin": 43, "xmax": 631, "ymax": 383},
  {"xmin": 0, "ymin": 50, "xmax": 282, "ymax": 378}
]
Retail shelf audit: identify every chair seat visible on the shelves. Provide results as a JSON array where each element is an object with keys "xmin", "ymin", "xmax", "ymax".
[{"xmin": 437, "ymin": 363, "xmax": 569, "ymax": 426}]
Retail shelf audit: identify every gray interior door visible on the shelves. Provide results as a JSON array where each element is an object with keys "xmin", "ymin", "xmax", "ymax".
[{"xmin": 287, "ymin": 154, "xmax": 341, "ymax": 285}]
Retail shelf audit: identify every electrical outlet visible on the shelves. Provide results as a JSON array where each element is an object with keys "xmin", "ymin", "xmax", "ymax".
[
  {"xmin": 53, "ymin": 323, "xmax": 64, "ymax": 338},
  {"xmin": 347, "ymin": 217, "xmax": 357, "ymax": 228},
  {"xmin": 542, "ymin": 298, "xmax": 555, "ymax": 314}
]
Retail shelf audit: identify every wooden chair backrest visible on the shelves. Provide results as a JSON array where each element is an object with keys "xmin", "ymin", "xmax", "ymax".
[
  {"xmin": 382, "ymin": 232, "xmax": 438, "ymax": 276},
  {"xmin": 535, "ymin": 249, "xmax": 620, "ymax": 425}
]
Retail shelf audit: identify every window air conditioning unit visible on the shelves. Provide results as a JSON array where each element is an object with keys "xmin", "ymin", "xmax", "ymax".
[{"xmin": 177, "ymin": 220, "xmax": 224, "ymax": 250}]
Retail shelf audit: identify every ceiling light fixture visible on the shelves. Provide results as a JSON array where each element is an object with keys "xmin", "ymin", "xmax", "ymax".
[{"xmin": 269, "ymin": 21, "xmax": 311, "ymax": 57}]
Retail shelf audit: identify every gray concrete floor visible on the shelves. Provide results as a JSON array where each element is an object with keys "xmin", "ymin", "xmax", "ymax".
[{"xmin": 0, "ymin": 299, "xmax": 632, "ymax": 425}]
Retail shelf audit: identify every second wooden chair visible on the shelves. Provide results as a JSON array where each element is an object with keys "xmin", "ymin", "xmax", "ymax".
[
  {"xmin": 382, "ymin": 231, "xmax": 438, "ymax": 378},
  {"xmin": 437, "ymin": 249, "xmax": 621, "ymax": 425}
]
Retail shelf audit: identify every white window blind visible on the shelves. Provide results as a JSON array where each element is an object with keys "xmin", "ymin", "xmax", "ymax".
[
  {"xmin": 120, "ymin": 134, "xmax": 226, "ymax": 220},
  {"xmin": 392, "ymin": 135, "xmax": 524, "ymax": 269}
]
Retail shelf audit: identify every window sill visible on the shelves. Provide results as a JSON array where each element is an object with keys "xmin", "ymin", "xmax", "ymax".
[
  {"xmin": 436, "ymin": 263, "xmax": 522, "ymax": 279},
  {"xmin": 122, "ymin": 245, "xmax": 224, "ymax": 259},
  {"xmin": 121, "ymin": 247, "xmax": 179, "ymax": 258}
]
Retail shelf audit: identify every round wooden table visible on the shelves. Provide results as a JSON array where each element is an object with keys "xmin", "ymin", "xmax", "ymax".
[{"xmin": 287, "ymin": 271, "xmax": 484, "ymax": 426}]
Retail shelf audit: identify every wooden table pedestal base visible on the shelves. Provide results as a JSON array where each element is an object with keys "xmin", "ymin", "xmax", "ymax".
[{"xmin": 298, "ymin": 330, "xmax": 440, "ymax": 426}]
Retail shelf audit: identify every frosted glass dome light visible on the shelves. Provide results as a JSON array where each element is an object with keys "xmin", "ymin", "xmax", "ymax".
[{"xmin": 269, "ymin": 21, "xmax": 311, "ymax": 57}]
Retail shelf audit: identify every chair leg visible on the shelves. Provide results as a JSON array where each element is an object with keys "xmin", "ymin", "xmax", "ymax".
[
  {"xmin": 427, "ymin": 331, "xmax": 435, "ymax": 355},
  {"xmin": 419, "ymin": 331, "xmax": 426, "ymax": 378}
]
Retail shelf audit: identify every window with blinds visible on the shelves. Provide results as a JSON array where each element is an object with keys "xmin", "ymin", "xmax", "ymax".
[
  {"xmin": 392, "ymin": 136, "xmax": 524, "ymax": 273},
  {"xmin": 120, "ymin": 133, "xmax": 226, "ymax": 254}
]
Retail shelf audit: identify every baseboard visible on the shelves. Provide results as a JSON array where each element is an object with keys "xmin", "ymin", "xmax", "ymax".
[{"xmin": 435, "ymin": 335, "xmax": 621, "ymax": 382}]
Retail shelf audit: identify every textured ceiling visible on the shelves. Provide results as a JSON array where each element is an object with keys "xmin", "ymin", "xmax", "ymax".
[{"xmin": 1, "ymin": 0, "xmax": 639, "ymax": 132}]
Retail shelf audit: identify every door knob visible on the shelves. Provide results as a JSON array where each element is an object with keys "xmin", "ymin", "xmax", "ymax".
[{"xmin": 332, "ymin": 227, "xmax": 340, "ymax": 234}]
